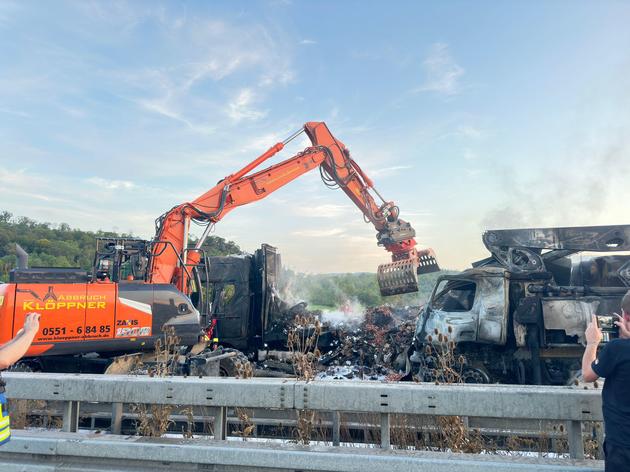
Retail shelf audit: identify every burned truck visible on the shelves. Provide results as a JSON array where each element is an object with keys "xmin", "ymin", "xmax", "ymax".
[
  {"xmin": 203, "ymin": 244, "xmax": 329, "ymax": 360},
  {"xmin": 409, "ymin": 225, "xmax": 630, "ymax": 385}
]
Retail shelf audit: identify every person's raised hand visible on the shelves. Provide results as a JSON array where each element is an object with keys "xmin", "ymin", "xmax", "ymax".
[
  {"xmin": 613, "ymin": 313, "xmax": 630, "ymax": 339},
  {"xmin": 585, "ymin": 314, "xmax": 602, "ymax": 346},
  {"xmin": 23, "ymin": 312, "xmax": 41, "ymax": 336}
]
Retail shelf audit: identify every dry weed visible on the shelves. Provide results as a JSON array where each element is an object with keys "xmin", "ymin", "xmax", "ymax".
[
  {"xmin": 6, "ymin": 399, "xmax": 61, "ymax": 429},
  {"xmin": 235, "ymin": 360, "xmax": 254, "ymax": 379},
  {"xmin": 294, "ymin": 409, "xmax": 315, "ymax": 445},
  {"xmin": 287, "ymin": 314, "xmax": 322, "ymax": 382},
  {"xmin": 181, "ymin": 406, "xmax": 195, "ymax": 438},
  {"xmin": 133, "ymin": 403, "xmax": 174, "ymax": 437},
  {"xmin": 132, "ymin": 326, "xmax": 181, "ymax": 437},
  {"xmin": 232, "ymin": 408, "xmax": 255, "ymax": 440}
]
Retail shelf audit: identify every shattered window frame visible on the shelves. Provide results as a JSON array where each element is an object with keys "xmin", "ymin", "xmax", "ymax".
[{"xmin": 430, "ymin": 278, "xmax": 477, "ymax": 312}]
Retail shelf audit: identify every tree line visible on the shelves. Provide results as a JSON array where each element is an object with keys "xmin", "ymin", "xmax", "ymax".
[
  {"xmin": 0, "ymin": 211, "xmax": 242, "ymax": 281},
  {"xmin": 0, "ymin": 211, "xmax": 448, "ymax": 307}
]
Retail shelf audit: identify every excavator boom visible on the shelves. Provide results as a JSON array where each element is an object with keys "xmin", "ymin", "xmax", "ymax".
[{"xmin": 150, "ymin": 122, "xmax": 439, "ymax": 296}]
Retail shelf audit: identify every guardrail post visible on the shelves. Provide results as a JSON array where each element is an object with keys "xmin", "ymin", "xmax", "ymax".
[
  {"xmin": 331, "ymin": 411, "xmax": 340, "ymax": 446},
  {"xmin": 62, "ymin": 401, "xmax": 80, "ymax": 433},
  {"xmin": 380, "ymin": 413, "xmax": 390, "ymax": 449},
  {"xmin": 567, "ymin": 420, "xmax": 584, "ymax": 460},
  {"xmin": 111, "ymin": 402, "xmax": 123, "ymax": 434},
  {"xmin": 213, "ymin": 406, "xmax": 227, "ymax": 440}
]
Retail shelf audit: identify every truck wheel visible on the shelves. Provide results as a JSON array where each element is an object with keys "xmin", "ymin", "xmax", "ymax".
[
  {"xmin": 461, "ymin": 367, "xmax": 490, "ymax": 384},
  {"xmin": 219, "ymin": 350, "xmax": 250, "ymax": 377}
]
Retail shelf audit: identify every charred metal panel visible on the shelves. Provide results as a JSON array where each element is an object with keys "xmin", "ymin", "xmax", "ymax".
[
  {"xmin": 420, "ymin": 305, "xmax": 478, "ymax": 344},
  {"xmin": 206, "ymin": 256, "xmax": 251, "ymax": 347},
  {"xmin": 477, "ymin": 275, "xmax": 509, "ymax": 344},
  {"xmin": 483, "ymin": 225, "xmax": 630, "ymax": 273},
  {"xmin": 514, "ymin": 322, "xmax": 527, "ymax": 347},
  {"xmin": 571, "ymin": 255, "xmax": 630, "ymax": 288},
  {"xmin": 484, "ymin": 225, "xmax": 630, "ymax": 252},
  {"xmin": 541, "ymin": 299, "xmax": 600, "ymax": 345}
]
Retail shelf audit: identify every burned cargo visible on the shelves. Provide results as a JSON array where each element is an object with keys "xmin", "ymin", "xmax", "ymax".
[{"xmin": 409, "ymin": 225, "xmax": 630, "ymax": 385}]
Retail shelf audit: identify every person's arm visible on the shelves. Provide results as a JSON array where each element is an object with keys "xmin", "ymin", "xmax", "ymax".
[
  {"xmin": 0, "ymin": 313, "xmax": 40, "ymax": 369},
  {"xmin": 582, "ymin": 314, "xmax": 602, "ymax": 382}
]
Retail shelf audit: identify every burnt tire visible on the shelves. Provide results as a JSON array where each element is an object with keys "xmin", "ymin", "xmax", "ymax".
[
  {"xmin": 461, "ymin": 367, "xmax": 490, "ymax": 384},
  {"xmin": 219, "ymin": 349, "xmax": 250, "ymax": 377}
]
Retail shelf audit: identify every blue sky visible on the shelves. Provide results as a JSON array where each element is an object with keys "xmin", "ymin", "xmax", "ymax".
[{"xmin": 1, "ymin": 1, "xmax": 629, "ymax": 272}]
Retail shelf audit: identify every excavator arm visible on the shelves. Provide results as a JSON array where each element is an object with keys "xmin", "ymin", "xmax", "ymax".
[{"xmin": 150, "ymin": 122, "xmax": 438, "ymax": 296}]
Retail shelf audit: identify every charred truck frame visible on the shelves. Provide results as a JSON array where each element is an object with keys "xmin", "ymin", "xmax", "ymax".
[{"xmin": 410, "ymin": 225, "xmax": 630, "ymax": 385}]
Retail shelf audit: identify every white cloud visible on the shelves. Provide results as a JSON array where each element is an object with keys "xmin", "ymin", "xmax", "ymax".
[
  {"xmin": 368, "ymin": 165, "xmax": 413, "ymax": 178},
  {"xmin": 240, "ymin": 132, "xmax": 284, "ymax": 153},
  {"xmin": 227, "ymin": 88, "xmax": 267, "ymax": 122},
  {"xmin": 111, "ymin": 17, "xmax": 293, "ymax": 132},
  {"xmin": 291, "ymin": 228, "xmax": 345, "ymax": 238},
  {"xmin": 297, "ymin": 204, "xmax": 354, "ymax": 218},
  {"xmin": 136, "ymin": 96, "xmax": 215, "ymax": 134},
  {"xmin": 402, "ymin": 210, "xmax": 434, "ymax": 218},
  {"xmin": 0, "ymin": 107, "xmax": 30, "ymax": 118},
  {"xmin": 86, "ymin": 177, "xmax": 136, "ymax": 190},
  {"xmin": 465, "ymin": 168, "xmax": 483, "ymax": 178},
  {"xmin": 458, "ymin": 125, "xmax": 483, "ymax": 140},
  {"xmin": 416, "ymin": 43, "xmax": 464, "ymax": 96},
  {"xmin": 299, "ymin": 39, "xmax": 317, "ymax": 45},
  {"xmin": 463, "ymin": 149, "xmax": 477, "ymax": 160},
  {"xmin": 259, "ymin": 69, "xmax": 294, "ymax": 87}
]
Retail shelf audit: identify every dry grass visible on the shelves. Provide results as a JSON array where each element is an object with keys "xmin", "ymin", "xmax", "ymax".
[
  {"xmin": 286, "ymin": 314, "xmax": 323, "ymax": 444},
  {"xmin": 181, "ymin": 406, "xmax": 195, "ymax": 438},
  {"xmin": 6, "ymin": 399, "xmax": 62, "ymax": 430},
  {"xmin": 235, "ymin": 359, "xmax": 254, "ymax": 379},
  {"xmin": 232, "ymin": 408, "xmax": 255, "ymax": 439},
  {"xmin": 132, "ymin": 403, "xmax": 174, "ymax": 437},
  {"xmin": 132, "ymin": 326, "xmax": 180, "ymax": 437},
  {"xmin": 294, "ymin": 410, "xmax": 316, "ymax": 445},
  {"xmin": 287, "ymin": 314, "xmax": 322, "ymax": 382}
]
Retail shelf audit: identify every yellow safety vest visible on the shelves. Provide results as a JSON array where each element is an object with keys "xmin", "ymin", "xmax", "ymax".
[{"xmin": 0, "ymin": 378, "xmax": 10, "ymax": 445}]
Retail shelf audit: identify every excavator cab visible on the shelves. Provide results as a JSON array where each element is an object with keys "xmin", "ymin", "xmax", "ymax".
[{"xmin": 92, "ymin": 238, "xmax": 151, "ymax": 282}]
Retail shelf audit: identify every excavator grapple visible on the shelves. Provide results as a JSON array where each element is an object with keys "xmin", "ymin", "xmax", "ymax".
[
  {"xmin": 377, "ymin": 249, "xmax": 440, "ymax": 296},
  {"xmin": 378, "ymin": 260, "xmax": 419, "ymax": 296}
]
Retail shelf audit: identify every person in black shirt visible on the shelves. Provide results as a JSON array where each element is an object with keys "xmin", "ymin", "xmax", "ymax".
[{"xmin": 582, "ymin": 290, "xmax": 630, "ymax": 471}]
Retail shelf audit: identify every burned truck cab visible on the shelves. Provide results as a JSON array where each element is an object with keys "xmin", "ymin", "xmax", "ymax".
[
  {"xmin": 416, "ymin": 267, "xmax": 509, "ymax": 346},
  {"xmin": 411, "ymin": 225, "xmax": 630, "ymax": 385},
  {"xmin": 203, "ymin": 244, "xmax": 290, "ymax": 353}
]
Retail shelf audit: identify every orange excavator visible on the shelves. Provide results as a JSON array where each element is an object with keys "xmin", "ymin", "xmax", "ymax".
[{"xmin": 0, "ymin": 122, "xmax": 438, "ymax": 372}]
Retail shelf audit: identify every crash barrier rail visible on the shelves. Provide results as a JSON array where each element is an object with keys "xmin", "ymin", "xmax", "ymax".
[
  {"xmin": 0, "ymin": 430, "xmax": 601, "ymax": 472},
  {"xmin": 1, "ymin": 373, "xmax": 603, "ymax": 470},
  {"xmin": 20, "ymin": 403, "xmax": 587, "ymax": 444}
]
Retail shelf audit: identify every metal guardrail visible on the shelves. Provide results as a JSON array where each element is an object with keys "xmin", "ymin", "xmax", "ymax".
[
  {"xmin": 0, "ymin": 430, "xmax": 602, "ymax": 472},
  {"xmin": 0, "ymin": 373, "xmax": 604, "ymax": 471}
]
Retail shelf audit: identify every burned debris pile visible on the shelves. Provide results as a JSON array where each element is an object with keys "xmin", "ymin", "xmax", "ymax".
[
  {"xmin": 256, "ymin": 304, "xmax": 420, "ymax": 380},
  {"xmin": 318, "ymin": 305, "xmax": 418, "ymax": 380}
]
